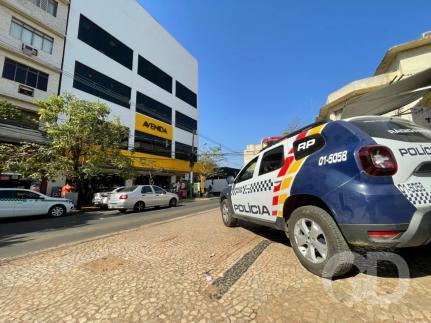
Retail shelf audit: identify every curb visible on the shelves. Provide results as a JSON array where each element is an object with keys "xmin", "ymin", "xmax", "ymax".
[{"xmin": 0, "ymin": 207, "xmax": 219, "ymax": 264}]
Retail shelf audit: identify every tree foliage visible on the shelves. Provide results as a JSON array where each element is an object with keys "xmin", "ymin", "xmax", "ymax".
[
  {"xmin": 0, "ymin": 100, "xmax": 38, "ymax": 128},
  {"xmin": 199, "ymin": 145, "xmax": 224, "ymax": 177},
  {"xmin": 33, "ymin": 94, "xmax": 135, "ymax": 187},
  {"xmin": 283, "ymin": 117, "xmax": 303, "ymax": 136}
]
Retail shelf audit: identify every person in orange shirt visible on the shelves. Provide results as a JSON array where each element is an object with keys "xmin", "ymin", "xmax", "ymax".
[{"xmin": 61, "ymin": 182, "xmax": 73, "ymax": 198}]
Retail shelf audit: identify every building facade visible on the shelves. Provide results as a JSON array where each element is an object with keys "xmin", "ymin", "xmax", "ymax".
[
  {"xmin": 0, "ymin": 0, "xmax": 68, "ymax": 189},
  {"xmin": 61, "ymin": 0, "xmax": 199, "ymax": 186},
  {"xmin": 318, "ymin": 32, "xmax": 431, "ymax": 125}
]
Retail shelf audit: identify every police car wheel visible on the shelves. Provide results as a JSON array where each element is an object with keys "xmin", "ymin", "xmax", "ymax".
[
  {"xmin": 288, "ymin": 206, "xmax": 353, "ymax": 278},
  {"xmin": 220, "ymin": 199, "xmax": 238, "ymax": 227},
  {"xmin": 49, "ymin": 205, "xmax": 66, "ymax": 217}
]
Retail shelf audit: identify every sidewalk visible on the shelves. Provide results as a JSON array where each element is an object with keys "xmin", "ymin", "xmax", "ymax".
[{"xmin": 1, "ymin": 209, "xmax": 431, "ymax": 322}]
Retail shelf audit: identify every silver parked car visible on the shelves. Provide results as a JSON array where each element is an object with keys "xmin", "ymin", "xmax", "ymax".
[
  {"xmin": 0, "ymin": 189, "xmax": 74, "ymax": 218},
  {"xmin": 92, "ymin": 187, "xmax": 124, "ymax": 208},
  {"xmin": 107, "ymin": 185, "xmax": 179, "ymax": 212}
]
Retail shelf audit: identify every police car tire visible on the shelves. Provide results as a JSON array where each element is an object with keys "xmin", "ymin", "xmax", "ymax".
[
  {"xmin": 221, "ymin": 199, "xmax": 238, "ymax": 227},
  {"xmin": 49, "ymin": 205, "xmax": 66, "ymax": 217},
  {"xmin": 288, "ymin": 206, "xmax": 353, "ymax": 278}
]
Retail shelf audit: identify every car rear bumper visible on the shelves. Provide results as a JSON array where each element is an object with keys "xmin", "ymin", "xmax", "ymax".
[
  {"xmin": 340, "ymin": 210, "xmax": 431, "ymax": 248},
  {"xmin": 107, "ymin": 202, "xmax": 127, "ymax": 210}
]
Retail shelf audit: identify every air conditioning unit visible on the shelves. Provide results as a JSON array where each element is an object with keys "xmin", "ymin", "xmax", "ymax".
[
  {"xmin": 18, "ymin": 84, "xmax": 34, "ymax": 97},
  {"xmin": 422, "ymin": 31, "xmax": 431, "ymax": 39},
  {"xmin": 22, "ymin": 43, "xmax": 38, "ymax": 56}
]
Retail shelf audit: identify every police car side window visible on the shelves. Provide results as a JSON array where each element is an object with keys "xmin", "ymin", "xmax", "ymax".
[
  {"xmin": 259, "ymin": 145, "xmax": 284, "ymax": 176},
  {"xmin": 236, "ymin": 157, "xmax": 258, "ymax": 183}
]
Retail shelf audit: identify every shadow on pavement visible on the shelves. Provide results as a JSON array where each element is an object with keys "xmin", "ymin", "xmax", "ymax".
[{"xmin": 237, "ymin": 220, "xmax": 431, "ymax": 280}]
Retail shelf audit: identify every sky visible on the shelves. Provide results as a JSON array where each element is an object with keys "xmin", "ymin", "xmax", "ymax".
[{"xmin": 138, "ymin": 0, "xmax": 431, "ymax": 168}]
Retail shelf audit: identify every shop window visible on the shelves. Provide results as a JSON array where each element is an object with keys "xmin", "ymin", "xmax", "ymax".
[
  {"xmin": 78, "ymin": 15, "xmax": 133, "ymax": 70},
  {"xmin": 175, "ymin": 141, "xmax": 197, "ymax": 161},
  {"xmin": 134, "ymin": 130, "xmax": 172, "ymax": 157},
  {"xmin": 73, "ymin": 61, "xmax": 131, "ymax": 108}
]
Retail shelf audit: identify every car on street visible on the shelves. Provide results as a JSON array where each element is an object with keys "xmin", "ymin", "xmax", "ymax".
[
  {"xmin": 220, "ymin": 116, "xmax": 431, "ymax": 277},
  {"xmin": 108, "ymin": 185, "xmax": 179, "ymax": 212},
  {"xmin": 0, "ymin": 188, "xmax": 74, "ymax": 218},
  {"xmin": 92, "ymin": 187, "xmax": 125, "ymax": 208}
]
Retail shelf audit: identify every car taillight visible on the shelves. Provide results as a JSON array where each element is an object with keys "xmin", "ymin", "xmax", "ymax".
[
  {"xmin": 119, "ymin": 194, "xmax": 128, "ymax": 200},
  {"xmin": 358, "ymin": 145, "xmax": 398, "ymax": 176},
  {"xmin": 368, "ymin": 231, "xmax": 402, "ymax": 240}
]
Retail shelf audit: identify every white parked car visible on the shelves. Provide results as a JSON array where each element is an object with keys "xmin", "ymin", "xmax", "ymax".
[
  {"xmin": 92, "ymin": 187, "xmax": 125, "ymax": 208},
  {"xmin": 0, "ymin": 189, "xmax": 74, "ymax": 218},
  {"xmin": 108, "ymin": 185, "xmax": 179, "ymax": 212}
]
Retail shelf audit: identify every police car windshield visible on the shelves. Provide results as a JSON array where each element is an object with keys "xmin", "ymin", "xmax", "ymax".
[
  {"xmin": 351, "ymin": 119, "xmax": 431, "ymax": 143},
  {"xmin": 120, "ymin": 186, "xmax": 138, "ymax": 192}
]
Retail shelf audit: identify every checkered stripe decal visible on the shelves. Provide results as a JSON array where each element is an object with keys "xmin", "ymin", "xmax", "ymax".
[
  {"xmin": 232, "ymin": 179, "xmax": 273, "ymax": 196},
  {"xmin": 397, "ymin": 183, "xmax": 431, "ymax": 205}
]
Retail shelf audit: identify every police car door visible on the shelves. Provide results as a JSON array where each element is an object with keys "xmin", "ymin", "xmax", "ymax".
[{"xmin": 231, "ymin": 144, "xmax": 285, "ymax": 222}]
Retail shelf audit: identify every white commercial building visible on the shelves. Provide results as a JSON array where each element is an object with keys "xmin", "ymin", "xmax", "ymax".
[{"xmin": 61, "ymin": 0, "xmax": 199, "ymax": 186}]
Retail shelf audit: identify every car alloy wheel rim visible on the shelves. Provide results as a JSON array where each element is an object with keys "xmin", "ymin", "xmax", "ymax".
[
  {"xmin": 294, "ymin": 218, "xmax": 328, "ymax": 264},
  {"xmin": 52, "ymin": 207, "xmax": 63, "ymax": 217},
  {"xmin": 137, "ymin": 203, "xmax": 144, "ymax": 211},
  {"xmin": 222, "ymin": 203, "xmax": 230, "ymax": 223}
]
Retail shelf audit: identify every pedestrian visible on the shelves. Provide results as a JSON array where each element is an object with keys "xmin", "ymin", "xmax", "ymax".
[{"xmin": 61, "ymin": 182, "xmax": 73, "ymax": 198}]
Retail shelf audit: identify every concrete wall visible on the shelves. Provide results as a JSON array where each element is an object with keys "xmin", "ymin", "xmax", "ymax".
[
  {"xmin": 386, "ymin": 44, "xmax": 431, "ymax": 76},
  {"xmin": 61, "ymin": 0, "xmax": 199, "ymax": 155}
]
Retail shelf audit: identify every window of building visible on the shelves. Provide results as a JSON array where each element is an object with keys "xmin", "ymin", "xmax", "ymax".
[
  {"xmin": 78, "ymin": 15, "xmax": 133, "ymax": 70},
  {"xmin": 10, "ymin": 19, "xmax": 54, "ymax": 54},
  {"xmin": 30, "ymin": 0, "xmax": 58, "ymax": 17},
  {"xmin": 175, "ymin": 111, "xmax": 197, "ymax": 133},
  {"xmin": 73, "ymin": 61, "xmax": 131, "ymax": 108},
  {"xmin": 2, "ymin": 58, "xmax": 49, "ymax": 91},
  {"xmin": 134, "ymin": 130, "xmax": 172, "ymax": 157},
  {"xmin": 259, "ymin": 145, "xmax": 284, "ymax": 176},
  {"xmin": 138, "ymin": 55, "xmax": 172, "ymax": 93},
  {"xmin": 175, "ymin": 141, "xmax": 197, "ymax": 162},
  {"xmin": 136, "ymin": 92, "xmax": 172, "ymax": 125},
  {"xmin": 236, "ymin": 157, "xmax": 258, "ymax": 183},
  {"xmin": 176, "ymin": 81, "xmax": 197, "ymax": 108}
]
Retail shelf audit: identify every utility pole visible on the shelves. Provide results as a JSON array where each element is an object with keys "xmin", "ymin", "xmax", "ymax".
[{"xmin": 189, "ymin": 130, "xmax": 196, "ymax": 199}]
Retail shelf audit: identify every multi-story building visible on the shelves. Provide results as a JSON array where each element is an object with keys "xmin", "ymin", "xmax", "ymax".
[
  {"xmin": 318, "ymin": 32, "xmax": 431, "ymax": 126},
  {"xmin": 0, "ymin": 0, "xmax": 68, "ymax": 140},
  {"xmin": 0, "ymin": 0, "xmax": 68, "ymax": 189},
  {"xmin": 60, "ymin": 0, "xmax": 199, "ymax": 187}
]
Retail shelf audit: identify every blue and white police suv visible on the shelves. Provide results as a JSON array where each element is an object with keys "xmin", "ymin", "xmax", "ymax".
[{"xmin": 220, "ymin": 116, "xmax": 431, "ymax": 277}]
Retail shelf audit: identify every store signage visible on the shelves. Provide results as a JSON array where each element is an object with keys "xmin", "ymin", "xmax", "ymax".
[{"xmin": 135, "ymin": 113, "xmax": 173, "ymax": 140}]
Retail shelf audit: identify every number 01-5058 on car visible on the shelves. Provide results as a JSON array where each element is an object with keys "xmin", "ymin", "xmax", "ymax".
[{"xmin": 221, "ymin": 116, "xmax": 431, "ymax": 277}]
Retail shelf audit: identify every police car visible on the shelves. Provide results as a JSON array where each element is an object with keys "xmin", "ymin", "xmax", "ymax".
[
  {"xmin": 0, "ymin": 189, "xmax": 74, "ymax": 218},
  {"xmin": 220, "ymin": 116, "xmax": 431, "ymax": 277}
]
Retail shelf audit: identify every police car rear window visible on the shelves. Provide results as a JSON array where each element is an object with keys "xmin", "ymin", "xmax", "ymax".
[{"xmin": 351, "ymin": 119, "xmax": 431, "ymax": 143}]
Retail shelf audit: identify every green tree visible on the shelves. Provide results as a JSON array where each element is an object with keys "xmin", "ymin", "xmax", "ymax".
[
  {"xmin": 282, "ymin": 117, "xmax": 302, "ymax": 136},
  {"xmin": 29, "ymin": 94, "xmax": 135, "ymax": 205},
  {"xmin": 198, "ymin": 145, "xmax": 224, "ymax": 177},
  {"xmin": 0, "ymin": 100, "xmax": 38, "ymax": 128}
]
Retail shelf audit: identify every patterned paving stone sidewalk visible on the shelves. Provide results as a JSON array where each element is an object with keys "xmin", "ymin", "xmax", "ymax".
[{"xmin": 1, "ymin": 209, "xmax": 431, "ymax": 322}]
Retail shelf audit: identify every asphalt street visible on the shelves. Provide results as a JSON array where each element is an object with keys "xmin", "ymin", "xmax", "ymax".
[{"xmin": 0, "ymin": 198, "xmax": 219, "ymax": 259}]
